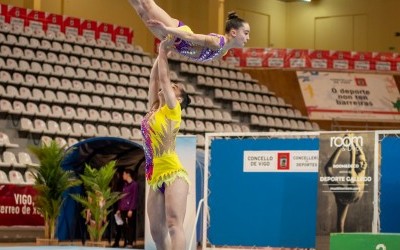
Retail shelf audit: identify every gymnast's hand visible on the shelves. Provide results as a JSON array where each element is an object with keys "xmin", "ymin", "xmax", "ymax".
[
  {"xmin": 147, "ymin": 19, "xmax": 168, "ymax": 33},
  {"xmin": 159, "ymin": 38, "xmax": 174, "ymax": 53}
]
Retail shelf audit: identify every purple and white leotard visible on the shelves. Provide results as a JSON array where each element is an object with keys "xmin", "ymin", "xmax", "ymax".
[{"xmin": 173, "ymin": 21, "xmax": 226, "ymax": 62}]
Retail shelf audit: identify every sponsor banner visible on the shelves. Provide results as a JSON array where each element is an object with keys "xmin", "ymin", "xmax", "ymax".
[
  {"xmin": 316, "ymin": 132, "xmax": 375, "ymax": 248},
  {"xmin": 97, "ymin": 22, "xmax": 113, "ymax": 41},
  {"xmin": 352, "ymin": 51, "xmax": 373, "ymax": 71},
  {"xmin": 221, "ymin": 48, "xmax": 400, "ymax": 74},
  {"xmin": 6, "ymin": 5, "xmax": 26, "ymax": 27},
  {"xmin": 372, "ymin": 52, "xmax": 395, "ymax": 71},
  {"xmin": 63, "ymin": 16, "xmax": 80, "ymax": 36},
  {"xmin": 1, "ymin": 4, "xmax": 134, "ymax": 44},
  {"xmin": 26, "ymin": 9, "xmax": 46, "ymax": 31},
  {"xmin": 243, "ymin": 150, "xmax": 318, "ymax": 172},
  {"xmin": 297, "ymin": 71, "xmax": 400, "ymax": 120},
  {"xmin": 114, "ymin": 26, "xmax": 133, "ymax": 44},
  {"xmin": 265, "ymin": 48, "xmax": 286, "ymax": 68},
  {"xmin": 285, "ymin": 49, "xmax": 309, "ymax": 68},
  {"xmin": 81, "ymin": 19, "xmax": 97, "ymax": 40},
  {"xmin": 46, "ymin": 13, "xmax": 63, "ymax": 33},
  {"xmin": 0, "ymin": 4, "xmax": 7, "ymax": 24},
  {"xmin": 221, "ymin": 48, "xmax": 400, "ymax": 73},
  {"xmin": 330, "ymin": 50, "xmax": 353, "ymax": 70},
  {"xmin": 394, "ymin": 53, "xmax": 400, "ymax": 72},
  {"xmin": 0, "ymin": 184, "xmax": 44, "ymax": 226},
  {"xmin": 223, "ymin": 48, "xmax": 242, "ymax": 67},
  {"xmin": 242, "ymin": 48, "xmax": 266, "ymax": 67},
  {"xmin": 309, "ymin": 50, "xmax": 330, "ymax": 69}
]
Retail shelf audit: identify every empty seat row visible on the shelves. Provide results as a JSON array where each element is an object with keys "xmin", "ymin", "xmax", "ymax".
[
  {"xmin": 0, "ymin": 132, "xmax": 19, "ymax": 148},
  {"xmin": 168, "ymin": 51, "xmax": 235, "ymax": 69},
  {"xmin": 1, "ymin": 99, "xmax": 235, "ymax": 130},
  {"xmin": 215, "ymin": 88, "xmax": 287, "ymax": 107},
  {"xmin": 182, "ymin": 120, "xmax": 249, "ymax": 133},
  {"xmin": 0, "ymin": 151, "xmax": 39, "ymax": 169},
  {"xmin": 181, "ymin": 62, "xmax": 255, "ymax": 82},
  {"xmin": 16, "ymin": 110, "xmax": 245, "ymax": 137},
  {"xmin": 0, "ymin": 24, "xmax": 146, "ymax": 55},
  {"xmin": 0, "ymin": 57, "xmax": 187, "ymax": 93},
  {"xmin": 190, "ymin": 95, "xmax": 215, "ymax": 108},
  {"xmin": 0, "ymin": 169, "xmax": 35, "ymax": 185},
  {"xmin": 250, "ymin": 115, "xmax": 315, "ymax": 131},
  {"xmin": 0, "ymin": 70, "xmax": 149, "ymax": 89},
  {"xmin": 183, "ymin": 107, "xmax": 234, "ymax": 122},
  {"xmin": 232, "ymin": 101, "xmax": 303, "ymax": 119},
  {"xmin": 0, "ymin": 45, "xmax": 152, "ymax": 72},
  {"xmin": 197, "ymin": 75, "xmax": 268, "ymax": 94},
  {"xmin": 19, "ymin": 118, "xmax": 143, "ymax": 139},
  {"xmin": 250, "ymin": 115, "xmax": 291, "ymax": 130},
  {"xmin": 0, "ymin": 82, "xmax": 147, "ymax": 103},
  {"xmin": 182, "ymin": 83, "xmax": 200, "ymax": 95},
  {"xmin": 0, "ymin": 99, "xmax": 145, "ymax": 124},
  {"xmin": 40, "ymin": 135, "xmax": 79, "ymax": 148},
  {"xmin": 0, "ymin": 56, "xmax": 150, "ymax": 79},
  {"xmin": 0, "ymin": 88, "xmax": 147, "ymax": 112}
]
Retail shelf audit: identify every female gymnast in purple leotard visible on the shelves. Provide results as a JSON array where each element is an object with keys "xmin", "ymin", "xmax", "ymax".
[{"xmin": 128, "ymin": 0, "xmax": 250, "ymax": 61}]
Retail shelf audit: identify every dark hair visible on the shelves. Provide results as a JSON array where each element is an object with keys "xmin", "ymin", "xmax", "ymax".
[
  {"xmin": 123, "ymin": 168, "xmax": 134, "ymax": 177},
  {"xmin": 180, "ymin": 90, "xmax": 191, "ymax": 110},
  {"xmin": 225, "ymin": 11, "xmax": 246, "ymax": 33}
]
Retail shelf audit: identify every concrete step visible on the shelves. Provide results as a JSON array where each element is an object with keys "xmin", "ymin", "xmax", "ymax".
[{"xmin": 0, "ymin": 226, "xmax": 44, "ymax": 242}]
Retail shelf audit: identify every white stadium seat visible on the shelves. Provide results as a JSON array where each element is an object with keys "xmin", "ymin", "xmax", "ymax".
[
  {"xmin": 0, "ymin": 170, "xmax": 9, "ymax": 184},
  {"xmin": 18, "ymin": 152, "xmax": 39, "ymax": 168},
  {"xmin": 9, "ymin": 170, "xmax": 25, "ymax": 184}
]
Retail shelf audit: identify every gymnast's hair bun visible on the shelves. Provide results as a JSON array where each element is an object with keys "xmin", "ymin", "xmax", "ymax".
[{"xmin": 227, "ymin": 11, "xmax": 239, "ymax": 20}]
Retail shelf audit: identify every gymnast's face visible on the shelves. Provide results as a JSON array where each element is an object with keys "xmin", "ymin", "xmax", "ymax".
[
  {"xmin": 158, "ymin": 83, "xmax": 183, "ymax": 101},
  {"xmin": 232, "ymin": 22, "xmax": 250, "ymax": 47}
]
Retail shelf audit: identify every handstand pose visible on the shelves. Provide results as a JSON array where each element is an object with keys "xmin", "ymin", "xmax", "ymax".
[
  {"xmin": 141, "ymin": 39, "xmax": 191, "ymax": 250},
  {"xmin": 324, "ymin": 134, "xmax": 368, "ymax": 232},
  {"xmin": 128, "ymin": 0, "xmax": 250, "ymax": 61}
]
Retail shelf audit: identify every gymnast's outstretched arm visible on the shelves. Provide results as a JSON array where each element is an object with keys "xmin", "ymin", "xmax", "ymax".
[{"xmin": 147, "ymin": 56, "xmax": 160, "ymax": 110}]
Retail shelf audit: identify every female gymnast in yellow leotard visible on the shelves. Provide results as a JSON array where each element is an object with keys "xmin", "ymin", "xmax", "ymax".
[{"xmin": 140, "ymin": 38, "xmax": 191, "ymax": 250}]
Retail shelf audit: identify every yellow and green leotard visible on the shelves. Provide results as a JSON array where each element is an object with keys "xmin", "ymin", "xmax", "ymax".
[{"xmin": 140, "ymin": 103, "xmax": 189, "ymax": 192}]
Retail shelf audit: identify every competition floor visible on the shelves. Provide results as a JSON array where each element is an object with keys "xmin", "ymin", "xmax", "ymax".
[
  {"xmin": 0, "ymin": 239, "xmax": 319, "ymax": 250},
  {"xmin": 0, "ymin": 241, "xmax": 143, "ymax": 250},
  {"xmin": 0, "ymin": 242, "xmax": 315, "ymax": 250},
  {"xmin": 0, "ymin": 245, "xmax": 313, "ymax": 250},
  {"xmin": 0, "ymin": 248, "xmax": 136, "ymax": 250}
]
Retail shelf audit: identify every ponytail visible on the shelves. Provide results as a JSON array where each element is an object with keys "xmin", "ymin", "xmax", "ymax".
[{"xmin": 225, "ymin": 11, "xmax": 246, "ymax": 33}]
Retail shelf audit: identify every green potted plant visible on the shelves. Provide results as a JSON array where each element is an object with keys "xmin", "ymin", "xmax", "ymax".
[
  {"xmin": 70, "ymin": 160, "xmax": 123, "ymax": 247},
  {"xmin": 28, "ymin": 140, "xmax": 81, "ymax": 245}
]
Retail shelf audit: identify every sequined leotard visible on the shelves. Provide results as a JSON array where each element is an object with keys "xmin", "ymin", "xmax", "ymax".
[
  {"xmin": 140, "ymin": 102, "xmax": 189, "ymax": 191},
  {"xmin": 173, "ymin": 21, "xmax": 227, "ymax": 62}
]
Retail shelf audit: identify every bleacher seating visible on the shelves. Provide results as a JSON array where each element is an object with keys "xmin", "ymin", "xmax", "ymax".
[
  {"xmin": 0, "ymin": 18, "xmax": 322, "ymax": 172},
  {"xmin": 8, "ymin": 170, "xmax": 25, "ymax": 184},
  {"xmin": 24, "ymin": 170, "xmax": 36, "ymax": 185},
  {"xmin": 0, "ymin": 170, "xmax": 9, "ymax": 184},
  {"xmin": 0, "ymin": 132, "xmax": 19, "ymax": 148}
]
